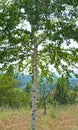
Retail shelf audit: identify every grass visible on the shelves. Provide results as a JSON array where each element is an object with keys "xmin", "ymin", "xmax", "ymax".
[
  {"xmin": 0, "ymin": 104, "xmax": 78, "ymax": 130},
  {"xmin": 37, "ymin": 104, "xmax": 78, "ymax": 130}
]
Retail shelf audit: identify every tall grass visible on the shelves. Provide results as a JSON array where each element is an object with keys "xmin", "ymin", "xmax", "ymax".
[
  {"xmin": 0, "ymin": 104, "xmax": 78, "ymax": 130},
  {"xmin": 37, "ymin": 104, "xmax": 78, "ymax": 130}
]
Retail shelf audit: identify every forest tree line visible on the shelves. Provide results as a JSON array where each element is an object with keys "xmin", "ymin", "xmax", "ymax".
[{"xmin": 0, "ymin": 68, "xmax": 78, "ymax": 108}]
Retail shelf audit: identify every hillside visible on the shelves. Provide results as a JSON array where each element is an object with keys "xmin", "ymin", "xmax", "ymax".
[
  {"xmin": 17, "ymin": 74, "xmax": 78, "ymax": 90},
  {"xmin": 69, "ymin": 78, "xmax": 78, "ymax": 90},
  {"xmin": 17, "ymin": 74, "xmax": 31, "ymax": 89}
]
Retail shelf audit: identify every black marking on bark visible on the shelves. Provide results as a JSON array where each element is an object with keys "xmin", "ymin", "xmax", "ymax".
[
  {"xmin": 33, "ymin": 96, "xmax": 36, "ymax": 98},
  {"xmin": 33, "ymin": 90, "xmax": 36, "ymax": 92}
]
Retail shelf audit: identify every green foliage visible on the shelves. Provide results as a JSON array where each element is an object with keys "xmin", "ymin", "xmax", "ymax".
[
  {"xmin": 52, "ymin": 75, "xmax": 78, "ymax": 105},
  {"xmin": 23, "ymin": 83, "xmax": 32, "ymax": 107},
  {"xmin": 7, "ymin": 88, "xmax": 23, "ymax": 107},
  {"xmin": 0, "ymin": 74, "xmax": 31, "ymax": 107},
  {"xmin": 24, "ymin": 82, "xmax": 32, "ymax": 93},
  {"xmin": 53, "ymin": 75, "xmax": 70, "ymax": 104},
  {"xmin": 0, "ymin": 74, "xmax": 17, "ymax": 106},
  {"xmin": 0, "ymin": 0, "xmax": 78, "ymax": 76},
  {"xmin": 68, "ymin": 90, "xmax": 78, "ymax": 104},
  {"xmin": 7, "ymin": 88, "xmax": 31, "ymax": 108}
]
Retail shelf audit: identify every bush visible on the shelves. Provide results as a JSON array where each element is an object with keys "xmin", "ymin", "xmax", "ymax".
[
  {"xmin": 53, "ymin": 83, "xmax": 69, "ymax": 104},
  {"xmin": 53, "ymin": 75, "xmax": 69, "ymax": 105},
  {"xmin": 68, "ymin": 90, "xmax": 78, "ymax": 104},
  {"xmin": 0, "ymin": 74, "xmax": 31, "ymax": 107},
  {"xmin": 0, "ymin": 74, "xmax": 18, "ymax": 106}
]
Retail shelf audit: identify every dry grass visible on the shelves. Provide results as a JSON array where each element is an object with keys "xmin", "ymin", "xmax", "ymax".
[
  {"xmin": 0, "ymin": 104, "xmax": 78, "ymax": 130},
  {"xmin": 0, "ymin": 107, "xmax": 31, "ymax": 130},
  {"xmin": 37, "ymin": 105, "xmax": 78, "ymax": 130}
]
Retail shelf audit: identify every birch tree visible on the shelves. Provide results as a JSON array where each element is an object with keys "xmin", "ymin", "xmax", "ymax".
[{"xmin": 0, "ymin": 0, "xmax": 78, "ymax": 130}]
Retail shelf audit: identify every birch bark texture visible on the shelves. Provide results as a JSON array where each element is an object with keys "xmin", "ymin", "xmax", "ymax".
[{"xmin": 31, "ymin": 37, "xmax": 38, "ymax": 130}]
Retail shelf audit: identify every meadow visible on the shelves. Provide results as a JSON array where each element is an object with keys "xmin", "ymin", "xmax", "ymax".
[{"xmin": 0, "ymin": 104, "xmax": 78, "ymax": 130}]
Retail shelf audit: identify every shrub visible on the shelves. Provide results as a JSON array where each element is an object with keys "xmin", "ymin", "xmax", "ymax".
[
  {"xmin": 0, "ymin": 74, "xmax": 31, "ymax": 107},
  {"xmin": 53, "ymin": 75, "xmax": 69, "ymax": 105},
  {"xmin": 68, "ymin": 90, "xmax": 78, "ymax": 104}
]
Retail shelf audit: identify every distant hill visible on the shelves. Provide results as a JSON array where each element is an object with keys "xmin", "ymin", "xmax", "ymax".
[
  {"xmin": 17, "ymin": 74, "xmax": 32, "ymax": 89},
  {"xmin": 69, "ymin": 78, "xmax": 78, "ymax": 90},
  {"xmin": 16, "ymin": 74, "xmax": 78, "ymax": 90}
]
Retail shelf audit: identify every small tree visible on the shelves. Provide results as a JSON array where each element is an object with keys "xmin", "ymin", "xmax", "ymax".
[
  {"xmin": 24, "ymin": 82, "xmax": 32, "ymax": 107},
  {"xmin": 38, "ymin": 72, "xmax": 57, "ymax": 114},
  {"xmin": 0, "ymin": 73, "xmax": 18, "ymax": 106},
  {"xmin": 54, "ymin": 75, "xmax": 70, "ymax": 104}
]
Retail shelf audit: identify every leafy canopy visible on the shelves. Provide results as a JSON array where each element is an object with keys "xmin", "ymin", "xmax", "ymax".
[{"xmin": 0, "ymin": 0, "xmax": 78, "ymax": 76}]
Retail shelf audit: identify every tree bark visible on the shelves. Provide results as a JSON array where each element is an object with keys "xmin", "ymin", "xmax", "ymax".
[
  {"xmin": 31, "ymin": 37, "xmax": 38, "ymax": 130},
  {"xmin": 43, "ymin": 83, "xmax": 46, "ymax": 115}
]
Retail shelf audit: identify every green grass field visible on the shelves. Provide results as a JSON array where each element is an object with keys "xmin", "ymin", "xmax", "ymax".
[{"xmin": 0, "ymin": 104, "xmax": 78, "ymax": 130}]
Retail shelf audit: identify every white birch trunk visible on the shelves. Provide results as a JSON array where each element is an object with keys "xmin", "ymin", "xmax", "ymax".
[{"xmin": 31, "ymin": 37, "xmax": 38, "ymax": 130}]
